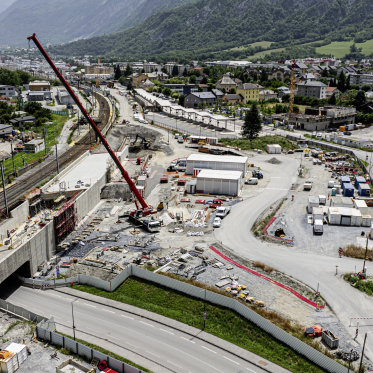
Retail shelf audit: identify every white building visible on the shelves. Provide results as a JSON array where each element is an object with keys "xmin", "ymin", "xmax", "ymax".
[
  {"xmin": 57, "ymin": 87, "xmax": 78, "ymax": 105},
  {"xmin": 186, "ymin": 154, "xmax": 248, "ymax": 178},
  {"xmin": 349, "ymin": 74, "xmax": 373, "ymax": 87},
  {"xmin": 296, "ymin": 81, "xmax": 327, "ymax": 99},
  {"xmin": 0, "ymin": 85, "xmax": 16, "ymax": 98},
  {"xmin": 196, "ymin": 169, "xmax": 243, "ymax": 196}
]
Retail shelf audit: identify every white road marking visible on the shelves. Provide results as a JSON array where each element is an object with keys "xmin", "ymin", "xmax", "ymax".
[
  {"xmin": 223, "ymin": 356, "xmax": 239, "ymax": 365},
  {"xmin": 160, "ymin": 329, "xmax": 173, "ymax": 334},
  {"xmin": 49, "ymin": 293, "xmax": 61, "ymax": 297},
  {"xmin": 202, "ymin": 346, "xmax": 217, "ymax": 354},
  {"xmin": 102, "ymin": 309, "xmax": 115, "ymax": 313},
  {"xmin": 167, "ymin": 361, "xmax": 182, "ymax": 369},
  {"xmin": 140, "ymin": 321, "xmax": 154, "ymax": 327},
  {"xmin": 246, "ymin": 368, "xmax": 256, "ymax": 372},
  {"xmin": 84, "ymin": 303, "xmax": 96, "ymax": 308},
  {"xmin": 120, "ymin": 315, "xmax": 134, "ymax": 320},
  {"xmin": 86, "ymin": 327, "xmax": 100, "ymax": 333},
  {"xmin": 126, "ymin": 342, "xmax": 139, "ymax": 349},
  {"xmin": 180, "ymin": 337, "xmax": 194, "ymax": 343},
  {"xmin": 146, "ymin": 351, "xmax": 160, "ymax": 358}
]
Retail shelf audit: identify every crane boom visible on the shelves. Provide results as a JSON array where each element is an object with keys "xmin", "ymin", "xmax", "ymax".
[{"xmin": 27, "ymin": 33, "xmax": 149, "ymax": 211}]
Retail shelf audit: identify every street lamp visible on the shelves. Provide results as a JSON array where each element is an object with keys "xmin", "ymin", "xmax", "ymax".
[{"xmin": 71, "ymin": 298, "xmax": 78, "ymax": 340}]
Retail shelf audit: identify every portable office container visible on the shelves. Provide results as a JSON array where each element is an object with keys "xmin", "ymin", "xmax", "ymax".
[
  {"xmin": 273, "ymin": 144, "xmax": 282, "ymax": 154},
  {"xmin": 354, "ymin": 199, "xmax": 368, "ymax": 215},
  {"xmin": 340, "ymin": 176, "xmax": 350, "ymax": 186},
  {"xmin": 312, "ymin": 207, "xmax": 324, "ymax": 221},
  {"xmin": 358, "ymin": 183, "xmax": 371, "ymax": 197},
  {"xmin": 319, "ymin": 195, "xmax": 326, "ymax": 205},
  {"xmin": 362, "ymin": 215, "xmax": 372, "ymax": 227},
  {"xmin": 314, "ymin": 219, "xmax": 323, "ymax": 234},
  {"xmin": 266, "ymin": 145, "xmax": 276, "ymax": 154},
  {"xmin": 343, "ymin": 183, "xmax": 354, "ymax": 197},
  {"xmin": 308, "ymin": 196, "xmax": 319, "ymax": 213},
  {"xmin": 351, "ymin": 208, "xmax": 362, "ymax": 226},
  {"xmin": 328, "ymin": 207, "xmax": 341, "ymax": 225},
  {"xmin": 355, "ymin": 176, "xmax": 366, "ymax": 188},
  {"xmin": 338, "ymin": 207, "xmax": 352, "ymax": 226},
  {"xmin": 137, "ymin": 175, "xmax": 147, "ymax": 187},
  {"xmin": 330, "ymin": 196, "xmax": 353, "ymax": 208}
]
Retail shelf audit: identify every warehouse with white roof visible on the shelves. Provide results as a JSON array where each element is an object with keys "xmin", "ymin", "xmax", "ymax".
[
  {"xmin": 186, "ymin": 154, "xmax": 248, "ymax": 177},
  {"xmin": 196, "ymin": 170, "xmax": 243, "ymax": 196}
]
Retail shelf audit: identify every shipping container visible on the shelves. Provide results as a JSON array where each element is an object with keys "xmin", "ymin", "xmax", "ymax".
[
  {"xmin": 308, "ymin": 196, "xmax": 319, "ymax": 213},
  {"xmin": 355, "ymin": 176, "xmax": 366, "ymax": 188},
  {"xmin": 312, "ymin": 207, "xmax": 323, "ymax": 221},
  {"xmin": 351, "ymin": 208, "xmax": 362, "ymax": 226},
  {"xmin": 362, "ymin": 214, "xmax": 372, "ymax": 227},
  {"xmin": 354, "ymin": 199, "xmax": 368, "ymax": 214},
  {"xmin": 273, "ymin": 144, "xmax": 282, "ymax": 154},
  {"xmin": 0, "ymin": 352, "xmax": 18, "ymax": 373},
  {"xmin": 358, "ymin": 183, "xmax": 371, "ymax": 197},
  {"xmin": 328, "ymin": 207, "xmax": 341, "ymax": 225},
  {"xmin": 339, "ymin": 126, "xmax": 346, "ymax": 132},
  {"xmin": 342, "ymin": 183, "xmax": 354, "ymax": 197}
]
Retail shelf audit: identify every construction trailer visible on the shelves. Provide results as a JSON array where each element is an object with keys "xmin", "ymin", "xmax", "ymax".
[
  {"xmin": 312, "ymin": 207, "xmax": 323, "ymax": 221},
  {"xmin": 354, "ymin": 199, "xmax": 368, "ymax": 214},
  {"xmin": 186, "ymin": 154, "xmax": 248, "ymax": 178},
  {"xmin": 330, "ymin": 196, "xmax": 353, "ymax": 208},
  {"xmin": 196, "ymin": 169, "xmax": 243, "ymax": 196},
  {"xmin": 362, "ymin": 214, "xmax": 372, "ymax": 227},
  {"xmin": 355, "ymin": 176, "xmax": 366, "ymax": 188},
  {"xmin": 308, "ymin": 196, "xmax": 319, "ymax": 213},
  {"xmin": 340, "ymin": 176, "xmax": 350, "ymax": 186},
  {"xmin": 351, "ymin": 208, "xmax": 362, "ymax": 226},
  {"xmin": 342, "ymin": 183, "xmax": 354, "ymax": 197},
  {"xmin": 328, "ymin": 207, "xmax": 341, "ymax": 225},
  {"xmin": 266, "ymin": 144, "xmax": 281, "ymax": 154},
  {"xmin": 358, "ymin": 183, "xmax": 371, "ymax": 197},
  {"xmin": 338, "ymin": 207, "xmax": 353, "ymax": 226}
]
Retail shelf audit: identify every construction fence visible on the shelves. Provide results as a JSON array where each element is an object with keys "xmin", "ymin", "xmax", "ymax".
[
  {"xmin": 36, "ymin": 324, "xmax": 146, "ymax": 373},
  {"xmin": 20, "ymin": 265, "xmax": 348, "ymax": 373}
]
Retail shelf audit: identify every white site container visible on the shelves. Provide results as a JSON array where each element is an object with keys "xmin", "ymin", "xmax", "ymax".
[
  {"xmin": 328, "ymin": 207, "xmax": 341, "ymax": 225},
  {"xmin": 351, "ymin": 208, "xmax": 362, "ymax": 227},
  {"xmin": 319, "ymin": 195, "xmax": 326, "ymax": 205},
  {"xmin": 137, "ymin": 175, "xmax": 147, "ymax": 187},
  {"xmin": 331, "ymin": 196, "xmax": 353, "ymax": 208},
  {"xmin": 312, "ymin": 207, "xmax": 324, "ymax": 221},
  {"xmin": 5, "ymin": 343, "xmax": 27, "ymax": 366},
  {"xmin": 322, "ymin": 206, "xmax": 329, "ymax": 215},
  {"xmin": 0, "ymin": 352, "xmax": 18, "ymax": 373},
  {"xmin": 136, "ymin": 185, "xmax": 145, "ymax": 197},
  {"xmin": 362, "ymin": 214, "xmax": 372, "ymax": 227},
  {"xmin": 354, "ymin": 199, "xmax": 368, "ymax": 215},
  {"xmin": 273, "ymin": 144, "xmax": 282, "ymax": 154},
  {"xmin": 314, "ymin": 219, "xmax": 323, "ymax": 234},
  {"xmin": 266, "ymin": 145, "xmax": 276, "ymax": 154},
  {"xmin": 328, "ymin": 180, "xmax": 335, "ymax": 188},
  {"xmin": 338, "ymin": 207, "xmax": 352, "ymax": 226},
  {"xmin": 308, "ymin": 196, "xmax": 319, "ymax": 213}
]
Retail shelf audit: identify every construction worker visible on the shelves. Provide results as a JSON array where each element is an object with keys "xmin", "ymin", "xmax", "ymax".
[{"xmin": 292, "ymin": 195, "xmax": 294, "ymax": 201}]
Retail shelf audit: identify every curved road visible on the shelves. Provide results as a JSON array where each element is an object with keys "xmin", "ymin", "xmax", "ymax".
[
  {"xmin": 215, "ymin": 154, "xmax": 373, "ymax": 361},
  {"xmin": 7, "ymin": 286, "xmax": 268, "ymax": 373}
]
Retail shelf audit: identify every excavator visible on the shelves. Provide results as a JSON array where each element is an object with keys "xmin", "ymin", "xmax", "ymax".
[
  {"xmin": 27, "ymin": 34, "xmax": 160, "ymax": 233},
  {"xmin": 132, "ymin": 134, "xmax": 150, "ymax": 149}
]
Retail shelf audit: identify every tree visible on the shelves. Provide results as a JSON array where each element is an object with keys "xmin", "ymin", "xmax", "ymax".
[
  {"xmin": 183, "ymin": 69, "xmax": 188, "ymax": 77},
  {"xmin": 260, "ymin": 69, "xmax": 268, "ymax": 82},
  {"xmin": 161, "ymin": 67, "xmax": 167, "ymax": 74},
  {"xmin": 189, "ymin": 75, "xmax": 197, "ymax": 84},
  {"xmin": 241, "ymin": 102, "xmax": 262, "ymax": 139},
  {"xmin": 361, "ymin": 84, "xmax": 371, "ymax": 92},
  {"xmin": 172, "ymin": 65, "xmax": 179, "ymax": 77},
  {"xmin": 328, "ymin": 92, "xmax": 337, "ymax": 105},
  {"xmin": 229, "ymin": 88, "xmax": 236, "ymax": 94},
  {"xmin": 178, "ymin": 94, "xmax": 185, "ymax": 107},
  {"xmin": 321, "ymin": 69, "xmax": 329, "ymax": 78},
  {"xmin": 346, "ymin": 75, "xmax": 351, "ymax": 91},
  {"xmin": 350, "ymin": 84, "xmax": 360, "ymax": 91},
  {"xmin": 127, "ymin": 81, "xmax": 133, "ymax": 91},
  {"xmin": 141, "ymin": 68, "xmax": 145, "ymax": 74},
  {"xmin": 163, "ymin": 87, "xmax": 171, "ymax": 96},
  {"xmin": 114, "ymin": 65, "xmax": 121, "ymax": 80},
  {"xmin": 24, "ymin": 101, "xmax": 42, "ymax": 115},
  {"xmin": 124, "ymin": 64, "xmax": 132, "ymax": 77},
  {"xmin": 354, "ymin": 90, "xmax": 366, "ymax": 110},
  {"xmin": 201, "ymin": 76, "xmax": 208, "ymax": 84},
  {"xmin": 318, "ymin": 78, "xmax": 328, "ymax": 85},
  {"xmin": 337, "ymin": 71, "xmax": 346, "ymax": 92}
]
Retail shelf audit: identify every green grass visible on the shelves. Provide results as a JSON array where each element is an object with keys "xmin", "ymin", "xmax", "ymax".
[
  {"xmin": 361, "ymin": 159, "xmax": 369, "ymax": 167},
  {"xmin": 56, "ymin": 332, "xmax": 151, "ymax": 372},
  {"xmin": 72, "ymin": 277, "xmax": 328, "ymax": 373},
  {"xmin": 316, "ymin": 39, "xmax": 373, "ymax": 58},
  {"xmin": 2, "ymin": 114, "xmax": 68, "ymax": 182},
  {"xmin": 220, "ymin": 135, "xmax": 299, "ymax": 151},
  {"xmin": 251, "ymin": 47, "xmax": 285, "ymax": 58},
  {"xmin": 344, "ymin": 273, "xmax": 373, "ymax": 296}
]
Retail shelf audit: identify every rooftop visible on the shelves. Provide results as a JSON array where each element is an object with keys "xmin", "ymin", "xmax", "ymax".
[
  {"xmin": 187, "ymin": 153, "xmax": 247, "ymax": 164},
  {"xmin": 197, "ymin": 169, "xmax": 242, "ymax": 180}
]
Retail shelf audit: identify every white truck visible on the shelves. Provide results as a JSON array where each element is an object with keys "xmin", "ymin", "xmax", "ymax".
[
  {"xmin": 216, "ymin": 206, "xmax": 231, "ymax": 218},
  {"xmin": 313, "ymin": 219, "xmax": 323, "ymax": 235}
]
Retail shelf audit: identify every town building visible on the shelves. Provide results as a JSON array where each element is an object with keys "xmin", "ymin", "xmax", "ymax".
[
  {"xmin": 216, "ymin": 76, "xmax": 237, "ymax": 92},
  {"xmin": 184, "ymin": 92, "xmax": 217, "ymax": 108},
  {"xmin": 222, "ymin": 94, "xmax": 244, "ymax": 104},
  {"xmin": 57, "ymin": 87, "xmax": 78, "ymax": 105},
  {"xmin": 236, "ymin": 83, "xmax": 261, "ymax": 103},
  {"xmin": 163, "ymin": 84, "xmax": 198, "ymax": 95},
  {"xmin": 24, "ymin": 139, "xmax": 45, "ymax": 153},
  {"xmin": 9, "ymin": 116, "xmax": 35, "ymax": 127},
  {"xmin": 349, "ymin": 73, "xmax": 373, "ymax": 87},
  {"xmin": 259, "ymin": 89, "xmax": 278, "ymax": 101},
  {"xmin": 29, "ymin": 81, "xmax": 50, "ymax": 92},
  {"xmin": 296, "ymin": 81, "xmax": 327, "ymax": 99},
  {"xmin": 0, "ymin": 85, "xmax": 16, "ymax": 98}
]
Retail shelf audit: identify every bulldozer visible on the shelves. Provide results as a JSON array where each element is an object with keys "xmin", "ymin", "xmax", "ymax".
[{"xmin": 132, "ymin": 134, "xmax": 150, "ymax": 149}]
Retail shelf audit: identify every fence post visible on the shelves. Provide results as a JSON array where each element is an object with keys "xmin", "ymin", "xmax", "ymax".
[{"xmin": 63, "ymin": 336, "xmax": 65, "ymax": 348}]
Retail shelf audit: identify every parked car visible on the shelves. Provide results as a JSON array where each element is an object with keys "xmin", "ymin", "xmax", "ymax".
[
  {"xmin": 312, "ymin": 131, "xmax": 316, "ymax": 137},
  {"xmin": 245, "ymin": 177, "xmax": 258, "ymax": 185},
  {"xmin": 344, "ymin": 131, "xmax": 352, "ymax": 136},
  {"xmin": 212, "ymin": 217, "xmax": 221, "ymax": 228},
  {"xmin": 317, "ymin": 132, "xmax": 322, "ymax": 139}
]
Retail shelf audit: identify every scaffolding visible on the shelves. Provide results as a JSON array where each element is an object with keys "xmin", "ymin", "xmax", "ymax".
[{"xmin": 54, "ymin": 190, "xmax": 80, "ymax": 244}]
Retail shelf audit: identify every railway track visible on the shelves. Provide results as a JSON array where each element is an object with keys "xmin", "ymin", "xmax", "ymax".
[{"xmin": 0, "ymin": 92, "xmax": 110, "ymax": 212}]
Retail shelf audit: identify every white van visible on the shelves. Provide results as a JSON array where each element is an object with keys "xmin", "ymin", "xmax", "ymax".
[
  {"xmin": 245, "ymin": 177, "xmax": 258, "ymax": 185},
  {"xmin": 177, "ymin": 136, "xmax": 184, "ymax": 143},
  {"xmin": 314, "ymin": 219, "xmax": 323, "ymax": 235},
  {"xmin": 216, "ymin": 206, "xmax": 231, "ymax": 218},
  {"xmin": 328, "ymin": 180, "xmax": 335, "ymax": 188}
]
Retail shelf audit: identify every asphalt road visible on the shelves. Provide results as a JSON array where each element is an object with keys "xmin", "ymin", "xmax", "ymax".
[
  {"xmin": 214, "ymin": 153, "xmax": 373, "ymax": 361},
  {"xmin": 6, "ymin": 286, "xmax": 268, "ymax": 373}
]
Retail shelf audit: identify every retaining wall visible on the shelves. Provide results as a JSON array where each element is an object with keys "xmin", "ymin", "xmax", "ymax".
[{"xmin": 0, "ymin": 200, "xmax": 29, "ymax": 239}]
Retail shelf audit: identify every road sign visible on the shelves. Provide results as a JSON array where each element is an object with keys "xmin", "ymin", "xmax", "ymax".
[
  {"xmin": 56, "ymin": 265, "xmax": 59, "ymax": 270},
  {"xmin": 56, "ymin": 269, "xmax": 60, "ymax": 277},
  {"xmin": 315, "ymin": 292, "xmax": 320, "ymax": 297},
  {"xmin": 339, "ymin": 252, "xmax": 343, "ymax": 257},
  {"xmin": 203, "ymin": 312, "xmax": 207, "ymax": 321},
  {"xmin": 338, "ymin": 247, "xmax": 343, "ymax": 253}
]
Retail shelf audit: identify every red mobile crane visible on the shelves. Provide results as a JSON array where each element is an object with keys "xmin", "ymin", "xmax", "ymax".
[{"xmin": 27, "ymin": 34, "xmax": 160, "ymax": 232}]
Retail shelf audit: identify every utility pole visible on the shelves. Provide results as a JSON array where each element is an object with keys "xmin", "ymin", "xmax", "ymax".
[
  {"xmin": 55, "ymin": 144, "xmax": 59, "ymax": 174},
  {"xmin": 1, "ymin": 163, "xmax": 8, "ymax": 215},
  {"xmin": 363, "ymin": 235, "xmax": 368, "ymax": 273},
  {"xmin": 359, "ymin": 333, "xmax": 367, "ymax": 373},
  {"xmin": 10, "ymin": 142, "xmax": 16, "ymax": 176},
  {"xmin": 71, "ymin": 299, "xmax": 77, "ymax": 341},
  {"xmin": 44, "ymin": 128, "xmax": 47, "ymax": 155}
]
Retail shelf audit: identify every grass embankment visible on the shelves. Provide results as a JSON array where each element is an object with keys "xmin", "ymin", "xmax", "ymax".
[
  {"xmin": 2, "ymin": 114, "xmax": 68, "ymax": 182},
  {"xmin": 316, "ymin": 39, "xmax": 373, "ymax": 58},
  {"xmin": 56, "ymin": 332, "xmax": 151, "ymax": 372},
  {"xmin": 344, "ymin": 273, "xmax": 373, "ymax": 296},
  {"xmin": 220, "ymin": 135, "xmax": 299, "ymax": 152},
  {"xmin": 73, "ymin": 277, "xmax": 328, "ymax": 373},
  {"xmin": 343, "ymin": 244, "xmax": 373, "ymax": 261}
]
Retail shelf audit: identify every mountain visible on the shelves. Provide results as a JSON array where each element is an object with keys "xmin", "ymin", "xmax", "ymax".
[
  {"xmin": 47, "ymin": 0, "xmax": 373, "ymax": 61},
  {"xmin": 0, "ymin": 0, "xmax": 16, "ymax": 15},
  {"xmin": 0, "ymin": 0, "xmax": 196, "ymax": 47}
]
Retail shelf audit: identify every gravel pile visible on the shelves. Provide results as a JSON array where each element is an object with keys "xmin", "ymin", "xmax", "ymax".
[{"xmin": 266, "ymin": 157, "xmax": 282, "ymax": 164}]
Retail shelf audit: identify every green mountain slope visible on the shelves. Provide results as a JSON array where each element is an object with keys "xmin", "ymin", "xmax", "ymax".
[
  {"xmin": 47, "ymin": 0, "xmax": 373, "ymax": 61},
  {"xmin": 0, "ymin": 0, "xmax": 196, "ymax": 47}
]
